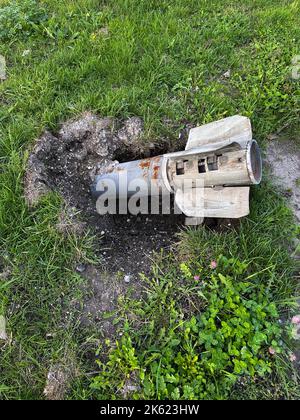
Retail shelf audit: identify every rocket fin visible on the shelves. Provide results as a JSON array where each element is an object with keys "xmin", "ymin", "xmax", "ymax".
[
  {"xmin": 175, "ymin": 186, "xmax": 250, "ymax": 219},
  {"xmin": 185, "ymin": 115, "xmax": 252, "ymax": 151}
]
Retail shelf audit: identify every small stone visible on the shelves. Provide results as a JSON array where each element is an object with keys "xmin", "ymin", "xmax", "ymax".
[
  {"xmin": 99, "ymin": 27, "xmax": 109, "ymax": 36},
  {"xmin": 124, "ymin": 274, "xmax": 131, "ymax": 283},
  {"xmin": 222, "ymin": 69, "xmax": 231, "ymax": 78},
  {"xmin": 76, "ymin": 264, "xmax": 86, "ymax": 273},
  {"xmin": 0, "ymin": 267, "xmax": 11, "ymax": 280},
  {"xmin": 22, "ymin": 49, "xmax": 31, "ymax": 57},
  {"xmin": 0, "ymin": 315, "xmax": 7, "ymax": 341}
]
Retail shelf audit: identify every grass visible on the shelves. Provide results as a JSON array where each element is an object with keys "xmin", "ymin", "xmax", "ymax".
[
  {"xmin": 0, "ymin": 0, "xmax": 300, "ymax": 399},
  {"xmin": 89, "ymin": 184, "xmax": 300, "ymax": 400}
]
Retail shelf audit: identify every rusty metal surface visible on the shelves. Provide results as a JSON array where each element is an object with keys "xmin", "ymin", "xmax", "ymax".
[{"xmin": 91, "ymin": 115, "xmax": 262, "ymax": 220}]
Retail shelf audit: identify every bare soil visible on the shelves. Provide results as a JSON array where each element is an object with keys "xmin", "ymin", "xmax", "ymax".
[
  {"xmin": 266, "ymin": 139, "xmax": 300, "ymax": 222},
  {"xmin": 24, "ymin": 113, "xmax": 186, "ymax": 333}
]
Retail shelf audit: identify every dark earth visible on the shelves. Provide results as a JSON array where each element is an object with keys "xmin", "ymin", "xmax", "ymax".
[
  {"xmin": 24, "ymin": 113, "xmax": 190, "ymax": 333},
  {"xmin": 24, "ymin": 113, "xmax": 188, "ymax": 276}
]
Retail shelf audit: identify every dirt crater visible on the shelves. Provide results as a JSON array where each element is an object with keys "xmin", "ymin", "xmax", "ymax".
[{"xmin": 24, "ymin": 113, "xmax": 186, "ymax": 278}]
